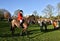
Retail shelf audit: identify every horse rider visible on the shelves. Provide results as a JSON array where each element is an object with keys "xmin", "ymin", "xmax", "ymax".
[{"xmin": 17, "ymin": 10, "xmax": 24, "ymax": 27}]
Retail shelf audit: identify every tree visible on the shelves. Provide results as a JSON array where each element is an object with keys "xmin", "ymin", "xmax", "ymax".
[
  {"xmin": 32, "ymin": 10, "xmax": 39, "ymax": 19},
  {"xmin": 32, "ymin": 10, "xmax": 39, "ymax": 23},
  {"xmin": 33, "ymin": 10, "xmax": 38, "ymax": 16},
  {"xmin": 4, "ymin": 12, "xmax": 11, "ymax": 19},
  {"xmin": 42, "ymin": 4, "xmax": 54, "ymax": 18},
  {"xmin": 57, "ymin": 3, "xmax": 60, "ymax": 19},
  {"xmin": 0, "ymin": 9, "xmax": 11, "ymax": 20}
]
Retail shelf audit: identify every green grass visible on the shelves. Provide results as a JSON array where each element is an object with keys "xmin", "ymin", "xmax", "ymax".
[{"xmin": 0, "ymin": 20, "xmax": 60, "ymax": 41}]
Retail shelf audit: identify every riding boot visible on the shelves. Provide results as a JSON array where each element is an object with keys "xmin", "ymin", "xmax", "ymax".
[{"xmin": 20, "ymin": 22, "xmax": 24, "ymax": 28}]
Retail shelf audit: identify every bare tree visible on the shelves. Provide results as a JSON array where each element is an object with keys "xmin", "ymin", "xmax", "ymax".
[
  {"xmin": 33, "ymin": 10, "xmax": 38, "ymax": 16},
  {"xmin": 42, "ymin": 4, "xmax": 54, "ymax": 18},
  {"xmin": 33, "ymin": 10, "xmax": 39, "ymax": 18},
  {"xmin": 32, "ymin": 10, "xmax": 39, "ymax": 23},
  {"xmin": 57, "ymin": 3, "xmax": 60, "ymax": 18}
]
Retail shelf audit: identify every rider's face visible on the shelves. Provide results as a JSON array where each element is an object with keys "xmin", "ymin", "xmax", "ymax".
[{"xmin": 20, "ymin": 12, "xmax": 23, "ymax": 14}]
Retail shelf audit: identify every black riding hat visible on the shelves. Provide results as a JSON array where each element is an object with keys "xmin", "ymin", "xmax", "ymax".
[{"xmin": 20, "ymin": 10, "xmax": 23, "ymax": 13}]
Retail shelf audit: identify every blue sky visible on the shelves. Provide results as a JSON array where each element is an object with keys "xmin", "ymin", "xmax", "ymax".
[{"xmin": 0, "ymin": 0, "xmax": 60, "ymax": 16}]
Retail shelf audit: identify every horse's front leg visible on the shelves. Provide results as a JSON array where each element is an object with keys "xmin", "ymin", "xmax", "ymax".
[
  {"xmin": 11, "ymin": 23, "xmax": 15, "ymax": 36},
  {"xmin": 12, "ymin": 27, "xmax": 15, "ymax": 35},
  {"xmin": 22, "ymin": 24, "xmax": 28, "ymax": 35}
]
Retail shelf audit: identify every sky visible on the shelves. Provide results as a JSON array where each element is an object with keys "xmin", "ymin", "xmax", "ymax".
[{"xmin": 0, "ymin": 0, "xmax": 60, "ymax": 16}]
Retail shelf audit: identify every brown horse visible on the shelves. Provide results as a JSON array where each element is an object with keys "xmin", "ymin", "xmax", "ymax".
[{"xmin": 10, "ymin": 18, "xmax": 29, "ymax": 36}]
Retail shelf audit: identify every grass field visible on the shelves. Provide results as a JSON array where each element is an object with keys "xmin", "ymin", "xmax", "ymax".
[{"xmin": 0, "ymin": 20, "xmax": 60, "ymax": 41}]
